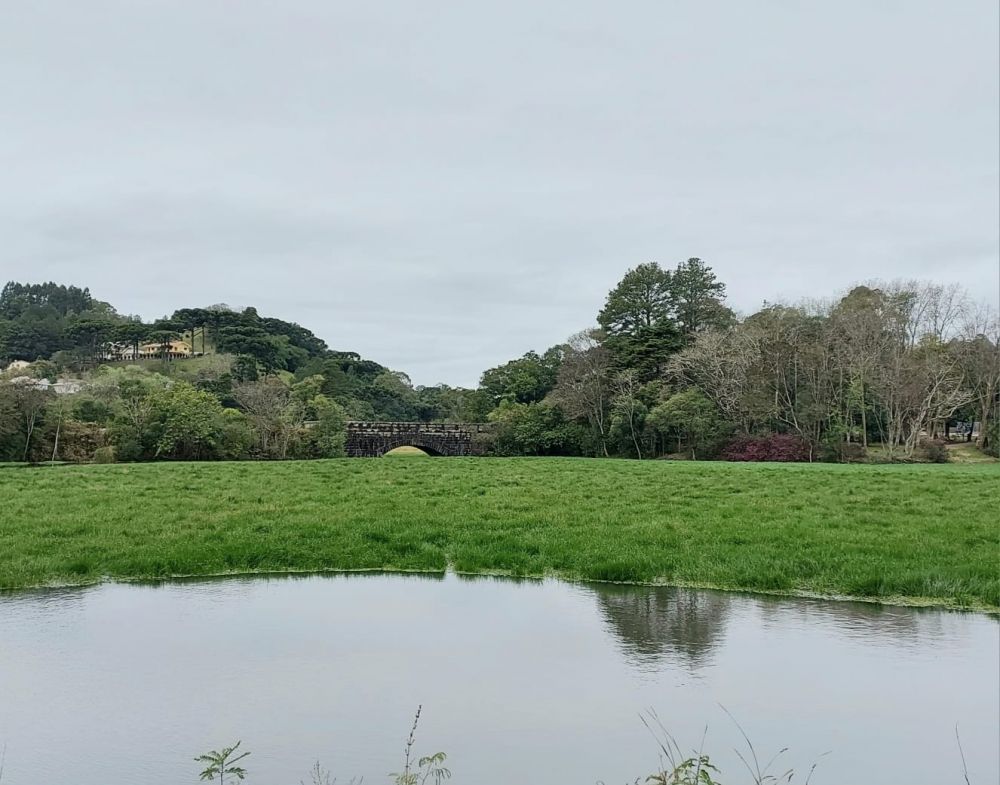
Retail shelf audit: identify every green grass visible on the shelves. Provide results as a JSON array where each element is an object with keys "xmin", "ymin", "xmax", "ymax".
[{"xmin": 2, "ymin": 458, "xmax": 998, "ymax": 609}]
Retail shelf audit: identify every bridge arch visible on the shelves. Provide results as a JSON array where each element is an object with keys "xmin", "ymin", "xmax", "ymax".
[{"xmin": 380, "ymin": 440, "xmax": 444, "ymax": 457}]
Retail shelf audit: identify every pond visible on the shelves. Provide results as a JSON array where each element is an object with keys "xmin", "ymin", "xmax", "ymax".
[{"xmin": 0, "ymin": 573, "xmax": 996, "ymax": 784}]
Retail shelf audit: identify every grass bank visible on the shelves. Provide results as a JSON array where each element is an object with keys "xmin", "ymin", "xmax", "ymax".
[{"xmin": 2, "ymin": 458, "xmax": 998, "ymax": 608}]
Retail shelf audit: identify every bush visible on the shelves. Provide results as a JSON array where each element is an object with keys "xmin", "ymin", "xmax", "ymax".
[
  {"xmin": 985, "ymin": 420, "xmax": 999, "ymax": 458},
  {"xmin": 917, "ymin": 438, "xmax": 950, "ymax": 463},
  {"xmin": 56, "ymin": 421, "xmax": 105, "ymax": 463},
  {"xmin": 819, "ymin": 438, "xmax": 867, "ymax": 463},
  {"xmin": 113, "ymin": 438, "xmax": 144, "ymax": 462},
  {"xmin": 722, "ymin": 434, "xmax": 812, "ymax": 462},
  {"xmin": 92, "ymin": 446, "xmax": 116, "ymax": 464}
]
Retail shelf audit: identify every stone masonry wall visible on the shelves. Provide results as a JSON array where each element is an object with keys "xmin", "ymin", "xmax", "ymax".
[{"xmin": 344, "ymin": 421, "xmax": 495, "ymax": 457}]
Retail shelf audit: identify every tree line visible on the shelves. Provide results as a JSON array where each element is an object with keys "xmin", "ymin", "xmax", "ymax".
[
  {"xmin": 485, "ymin": 261, "xmax": 998, "ymax": 461},
  {"xmin": 1, "ymin": 263, "xmax": 997, "ymax": 463}
]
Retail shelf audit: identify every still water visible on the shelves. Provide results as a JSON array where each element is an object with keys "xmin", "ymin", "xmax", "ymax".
[{"xmin": 0, "ymin": 573, "xmax": 997, "ymax": 784}]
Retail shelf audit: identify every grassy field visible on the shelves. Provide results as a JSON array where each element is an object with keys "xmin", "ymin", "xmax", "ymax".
[{"xmin": 2, "ymin": 458, "xmax": 998, "ymax": 609}]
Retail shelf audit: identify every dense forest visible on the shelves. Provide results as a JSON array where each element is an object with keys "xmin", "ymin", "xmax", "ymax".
[{"xmin": 1, "ymin": 260, "xmax": 997, "ymax": 464}]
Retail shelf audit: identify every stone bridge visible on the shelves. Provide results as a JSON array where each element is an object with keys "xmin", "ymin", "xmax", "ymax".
[{"xmin": 345, "ymin": 421, "xmax": 495, "ymax": 457}]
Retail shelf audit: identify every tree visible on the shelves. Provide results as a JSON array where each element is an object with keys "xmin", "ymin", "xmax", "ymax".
[
  {"xmin": 741, "ymin": 304, "xmax": 836, "ymax": 454},
  {"xmin": 875, "ymin": 336, "xmax": 972, "ymax": 459},
  {"xmin": 551, "ymin": 330, "xmax": 613, "ymax": 456},
  {"xmin": 233, "ymin": 377, "xmax": 294, "ymax": 457},
  {"xmin": 0, "ymin": 281, "xmax": 94, "ymax": 318},
  {"xmin": 890, "ymin": 280, "xmax": 967, "ymax": 347},
  {"xmin": 366, "ymin": 371, "xmax": 421, "ymax": 420},
  {"xmin": 598, "ymin": 263, "xmax": 683, "ymax": 379},
  {"xmin": 109, "ymin": 374, "xmax": 167, "ymax": 459},
  {"xmin": 3, "ymin": 379, "xmax": 51, "ymax": 461},
  {"xmin": 667, "ymin": 329, "xmax": 761, "ymax": 435},
  {"xmin": 306, "ymin": 395, "xmax": 347, "ymax": 457},
  {"xmin": 829, "ymin": 286, "xmax": 898, "ymax": 448},
  {"xmin": 611, "ymin": 369, "xmax": 647, "ymax": 459},
  {"xmin": 172, "ymin": 307, "xmax": 209, "ymax": 354},
  {"xmin": 958, "ymin": 306, "xmax": 1000, "ymax": 451},
  {"xmin": 648, "ymin": 389, "xmax": 729, "ymax": 459},
  {"xmin": 479, "ymin": 348, "xmax": 562, "ymax": 405},
  {"xmin": 217, "ymin": 326, "xmax": 289, "ymax": 374},
  {"xmin": 146, "ymin": 324, "xmax": 180, "ymax": 362},
  {"xmin": 669, "ymin": 257, "xmax": 734, "ymax": 336},
  {"xmin": 150, "ymin": 382, "xmax": 225, "ymax": 460},
  {"xmin": 64, "ymin": 316, "xmax": 117, "ymax": 363},
  {"xmin": 113, "ymin": 321, "xmax": 149, "ymax": 361},
  {"xmin": 232, "ymin": 354, "xmax": 260, "ymax": 382},
  {"xmin": 599, "ymin": 262, "xmax": 674, "ymax": 335}
]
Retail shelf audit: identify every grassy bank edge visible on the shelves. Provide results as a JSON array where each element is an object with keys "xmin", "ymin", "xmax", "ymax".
[{"xmin": 4, "ymin": 565, "xmax": 998, "ymax": 614}]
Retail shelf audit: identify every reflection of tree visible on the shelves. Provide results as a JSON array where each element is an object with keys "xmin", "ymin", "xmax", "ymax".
[{"xmin": 594, "ymin": 585, "xmax": 731, "ymax": 671}]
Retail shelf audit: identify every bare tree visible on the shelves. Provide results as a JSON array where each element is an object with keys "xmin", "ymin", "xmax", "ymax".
[
  {"xmin": 5, "ymin": 380, "xmax": 51, "ymax": 461},
  {"xmin": 233, "ymin": 378, "xmax": 291, "ymax": 457},
  {"xmin": 667, "ymin": 328, "xmax": 762, "ymax": 434},
  {"xmin": 883, "ymin": 279, "xmax": 968, "ymax": 346},
  {"xmin": 611, "ymin": 369, "xmax": 646, "ymax": 459},
  {"xmin": 829, "ymin": 285, "xmax": 902, "ymax": 448},
  {"xmin": 551, "ymin": 329, "xmax": 612, "ymax": 456},
  {"xmin": 873, "ymin": 336, "xmax": 972, "ymax": 458},
  {"xmin": 742, "ymin": 305, "xmax": 836, "ymax": 458}
]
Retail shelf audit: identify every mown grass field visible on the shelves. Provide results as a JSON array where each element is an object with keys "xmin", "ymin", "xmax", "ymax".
[{"xmin": 2, "ymin": 458, "xmax": 998, "ymax": 608}]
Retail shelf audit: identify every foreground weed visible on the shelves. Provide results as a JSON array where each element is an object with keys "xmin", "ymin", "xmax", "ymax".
[
  {"xmin": 186, "ymin": 706, "xmax": 974, "ymax": 784},
  {"xmin": 636, "ymin": 709, "xmax": 819, "ymax": 785},
  {"xmin": 302, "ymin": 760, "xmax": 362, "ymax": 785},
  {"xmin": 196, "ymin": 740, "xmax": 251, "ymax": 784},
  {"xmin": 390, "ymin": 705, "xmax": 451, "ymax": 785}
]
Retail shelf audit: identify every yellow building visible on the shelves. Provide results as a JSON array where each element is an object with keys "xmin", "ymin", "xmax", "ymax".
[{"xmin": 137, "ymin": 340, "xmax": 193, "ymax": 360}]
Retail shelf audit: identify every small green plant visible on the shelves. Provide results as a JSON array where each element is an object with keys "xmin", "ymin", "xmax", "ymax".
[
  {"xmin": 390, "ymin": 706, "xmax": 451, "ymax": 785},
  {"xmin": 641, "ymin": 712, "xmax": 720, "ymax": 785},
  {"xmin": 196, "ymin": 740, "xmax": 250, "ymax": 784}
]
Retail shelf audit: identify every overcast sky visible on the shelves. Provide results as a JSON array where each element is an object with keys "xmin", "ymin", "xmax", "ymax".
[{"xmin": 2, "ymin": 1, "xmax": 998, "ymax": 386}]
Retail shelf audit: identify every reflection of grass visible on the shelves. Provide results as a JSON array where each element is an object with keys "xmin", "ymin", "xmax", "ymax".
[
  {"xmin": 384, "ymin": 446, "xmax": 431, "ymax": 457},
  {"xmin": 2, "ymin": 459, "xmax": 998, "ymax": 608}
]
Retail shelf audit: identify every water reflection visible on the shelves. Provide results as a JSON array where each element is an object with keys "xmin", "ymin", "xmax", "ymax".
[
  {"xmin": 0, "ymin": 573, "xmax": 995, "ymax": 785},
  {"xmin": 590, "ymin": 582, "xmax": 992, "ymax": 675},
  {"xmin": 593, "ymin": 584, "xmax": 731, "ymax": 671}
]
